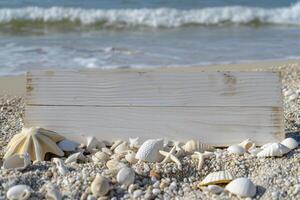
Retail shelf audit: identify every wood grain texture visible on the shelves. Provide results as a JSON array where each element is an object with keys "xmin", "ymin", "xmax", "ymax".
[
  {"xmin": 25, "ymin": 105, "xmax": 284, "ymax": 146},
  {"xmin": 26, "ymin": 70, "xmax": 282, "ymax": 107}
]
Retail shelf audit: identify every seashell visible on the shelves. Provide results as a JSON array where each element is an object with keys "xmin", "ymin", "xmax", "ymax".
[
  {"xmin": 199, "ymin": 171, "xmax": 234, "ymax": 186},
  {"xmin": 57, "ymin": 139, "xmax": 79, "ymax": 152},
  {"xmin": 182, "ymin": 140, "xmax": 214, "ymax": 154},
  {"xmin": 86, "ymin": 136, "xmax": 105, "ymax": 153},
  {"xmin": 4, "ymin": 127, "xmax": 64, "ymax": 161},
  {"xmin": 248, "ymin": 146, "xmax": 262, "ymax": 155},
  {"xmin": 125, "ymin": 151, "xmax": 138, "ymax": 164},
  {"xmin": 101, "ymin": 148, "xmax": 112, "ymax": 155},
  {"xmin": 114, "ymin": 142, "xmax": 129, "ymax": 154},
  {"xmin": 110, "ymin": 140, "xmax": 123, "ymax": 151},
  {"xmin": 91, "ymin": 174, "xmax": 110, "ymax": 197},
  {"xmin": 225, "ymin": 177, "xmax": 256, "ymax": 198},
  {"xmin": 129, "ymin": 137, "xmax": 139, "ymax": 149},
  {"xmin": 280, "ymin": 138, "xmax": 298, "ymax": 150},
  {"xmin": 52, "ymin": 158, "xmax": 68, "ymax": 175},
  {"xmin": 227, "ymin": 145, "xmax": 245, "ymax": 155},
  {"xmin": 201, "ymin": 185, "xmax": 224, "ymax": 195},
  {"xmin": 116, "ymin": 167, "xmax": 135, "ymax": 187},
  {"xmin": 7, "ymin": 185, "xmax": 31, "ymax": 200},
  {"xmin": 106, "ymin": 160, "xmax": 126, "ymax": 174},
  {"xmin": 92, "ymin": 151, "xmax": 110, "ymax": 164},
  {"xmin": 261, "ymin": 143, "xmax": 273, "ymax": 149},
  {"xmin": 43, "ymin": 183, "xmax": 62, "ymax": 200},
  {"xmin": 288, "ymin": 93, "xmax": 299, "ymax": 101},
  {"xmin": 3, "ymin": 153, "xmax": 31, "ymax": 170},
  {"xmin": 256, "ymin": 143, "xmax": 290, "ymax": 157},
  {"xmin": 238, "ymin": 139, "xmax": 255, "ymax": 151},
  {"xmin": 65, "ymin": 152, "xmax": 86, "ymax": 164},
  {"xmin": 135, "ymin": 139, "xmax": 164, "ymax": 162}
]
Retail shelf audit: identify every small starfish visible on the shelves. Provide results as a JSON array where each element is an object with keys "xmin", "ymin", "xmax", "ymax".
[
  {"xmin": 159, "ymin": 147, "xmax": 182, "ymax": 170},
  {"xmin": 192, "ymin": 151, "xmax": 214, "ymax": 170}
]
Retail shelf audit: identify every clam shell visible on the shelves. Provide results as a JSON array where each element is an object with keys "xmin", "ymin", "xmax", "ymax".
[
  {"xmin": 91, "ymin": 174, "xmax": 110, "ymax": 197},
  {"xmin": 92, "ymin": 151, "xmax": 110, "ymax": 164},
  {"xmin": 3, "ymin": 153, "xmax": 31, "ymax": 170},
  {"xmin": 280, "ymin": 138, "xmax": 298, "ymax": 150},
  {"xmin": 125, "ymin": 151, "xmax": 138, "ymax": 164},
  {"xmin": 225, "ymin": 177, "xmax": 256, "ymax": 198},
  {"xmin": 199, "ymin": 171, "xmax": 234, "ymax": 186},
  {"xmin": 256, "ymin": 143, "xmax": 290, "ymax": 157},
  {"xmin": 57, "ymin": 139, "xmax": 79, "ymax": 152},
  {"xmin": 52, "ymin": 158, "xmax": 68, "ymax": 175},
  {"xmin": 238, "ymin": 139, "xmax": 255, "ymax": 151},
  {"xmin": 135, "ymin": 139, "xmax": 164, "ymax": 162},
  {"xmin": 182, "ymin": 140, "xmax": 214, "ymax": 154},
  {"xmin": 7, "ymin": 185, "xmax": 31, "ymax": 200},
  {"xmin": 227, "ymin": 145, "xmax": 245, "ymax": 155},
  {"xmin": 116, "ymin": 167, "xmax": 135, "ymax": 187},
  {"xmin": 65, "ymin": 152, "xmax": 86, "ymax": 164}
]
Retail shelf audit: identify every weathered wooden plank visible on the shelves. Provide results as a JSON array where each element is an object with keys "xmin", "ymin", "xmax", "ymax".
[
  {"xmin": 25, "ymin": 105, "xmax": 284, "ymax": 146},
  {"xmin": 26, "ymin": 70, "xmax": 282, "ymax": 107}
]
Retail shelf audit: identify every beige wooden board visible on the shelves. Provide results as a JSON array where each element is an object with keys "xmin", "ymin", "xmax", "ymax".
[
  {"xmin": 25, "ymin": 106, "xmax": 283, "ymax": 146},
  {"xmin": 25, "ymin": 69, "xmax": 284, "ymax": 145},
  {"xmin": 26, "ymin": 70, "xmax": 282, "ymax": 107}
]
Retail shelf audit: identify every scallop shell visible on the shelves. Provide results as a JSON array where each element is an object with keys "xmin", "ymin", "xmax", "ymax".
[
  {"xmin": 199, "ymin": 171, "xmax": 234, "ymax": 186},
  {"xmin": 7, "ymin": 185, "xmax": 31, "ymax": 200},
  {"xmin": 65, "ymin": 152, "xmax": 86, "ymax": 164},
  {"xmin": 92, "ymin": 151, "xmax": 110, "ymax": 164},
  {"xmin": 3, "ymin": 153, "xmax": 31, "ymax": 170},
  {"xmin": 225, "ymin": 177, "xmax": 256, "ymax": 198},
  {"xmin": 86, "ymin": 136, "xmax": 105, "ymax": 153},
  {"xmin": 256, "ymin": 143, "xmax": 290, "ymax": 157},
  {"xmin": 227, "ymin": 145, "xmax": 245, "ymax": 155},
  {"xmin": 114, "ymin": 142, "xmax": 129, "ymax": 154},
  {"xmin": 280, "ymin": 138, "xmax": 298, "ymax": 150},
  {"xmin": 106, "ymin": 160, "xmax": 126, "ymax": 174},
  {"xmin": 135, "ymin": 139, "xmax": 164, "ymax": 162},
  {"xmin": 182, "ymin": 140, "xmax": 214, "ymax": 154},
  {"xmin": 238, "ymin": 139, "xmax": 255, "ymax": 151},
  {"xmin": 57, "ymin": 139, "xmax": 79, "ymax": 152},
  {"xmin": 91, "ymin": 174, "xmax": 110, "ymax": 197},
  {"xmin": 116, "ymin": 167, "xmax": 135, "ymax": 187},
  {"xmin": 125, "ymin": 151, "xmax": 138, "ymax": 164},
  {"xmin": 52, "ymin": 158, "xmax": 68, "ymax": 175}
]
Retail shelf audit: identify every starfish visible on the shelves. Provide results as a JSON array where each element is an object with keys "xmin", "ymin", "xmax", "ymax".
[
  {"xmin": 4, "ymin": 127, "xmax": 65, "ymax": 161},
  {"xmin": 192, "ymin": 151, "xmax": 214, "ymax": 170},
  {"xmin": 159, "ymin": 147, "xmax": 182, "ymax": 170}
]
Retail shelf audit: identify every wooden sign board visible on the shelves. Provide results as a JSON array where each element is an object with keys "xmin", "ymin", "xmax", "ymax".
[{"xmin": 25, "ymin": 69, "xmax": 284, "ymax": 146}]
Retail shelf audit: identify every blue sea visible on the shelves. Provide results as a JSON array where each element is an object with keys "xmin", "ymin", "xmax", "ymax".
[{"xmin": 0, "ymin": 0, "xmax": 300, "ymax": 75}]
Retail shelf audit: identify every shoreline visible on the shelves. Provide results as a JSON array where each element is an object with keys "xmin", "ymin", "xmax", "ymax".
[{"xmin": 1, "ymin": 59, "xmax": 300, "ymax": 97}]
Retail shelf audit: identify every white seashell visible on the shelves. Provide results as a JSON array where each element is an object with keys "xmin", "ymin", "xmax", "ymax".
[
  {"xmin": 52, "ymin": 158, "xmax": 68, "ymax": 175},
  {"xmin": 114, "ymin": 142, "xmax": 129, "ymax": 154},
  {"xmin": 284, "ymin": 89, "xmax": 293, "ymax": 97},
  {"xmin": 110, "ymin": 140, "xmax": 123, "ymax": 151},
  {"xmin": 280, "ymin": 138, "xmax": 298, "ymax": 150},
  {"xmin": 129, "ymin": 137, "xmax": 139, "ymax": 149},
  {"xmin": 65, "ymin": 152, "xmax": 86, "ymax": 164},
  {"xmin": 135, "ymin": 139, "xmax": 164, "ymax": 162},
  {"xmin": 288, "ymin": 93, "xmax": 299, "ymax": 101},
  {"xmin": 261, "ymin": 142, "xmax": 273, "ymax": 149},
  {"xmin": 225, "ymin": 177, "xmax": 256, "ymax": 198},
  {"xmin": 43, "ymin": 183, "xmax": 62, "ymax": 200},
  {"xmin": 3, "ymin": 153, "xmax": 31, "ymax": 170},
  {"xmin": 116, "ymin": 167, "xmax": 135, "ymax": 187},
  {"xmin": 227, "ymin": 145, "xmax": 245, "ymax": 155},
  {"xmin": 125, "ymin": 151, "xmax": 138, "ymax": 164},
  {"xmin": 91, "ymin": 174, "xmax": 110, "ymax": 197},
  {"xmin": 256, "ymin": 143, "xmax": 290, "ymax": 157},
  {"xmin": 106, "ymin": 160, "xmax": 126, "ymax": 175},
  {"xmin": 202, "ymin": 185, "xmax": 224, "ymax": 195},
  {"xmin": 238, "ymin": 139, "xmax": 255, "ymax": 151},
  {"xmin": 92, "ymin": 151, "xmax": 110, "ymax": 164},
  {"xmin": 182, "ymin": 140, "xmax": 214, "ymax": 154},
  {"xmin": 7, "ymin": 185, "xmax": 31, "ymax": 200},
  {"xmin": 248, "ymin": 146, "xmax": 262, "ymax": 155},
  {"xmin": 57, "ymin": 139, "xmax": 79, "ymax": 152},
  {"xmin": 199, "ymin": 171, "xmax": 234, "ymax": 186},
  {"xmin": 86, "ymin": 136, "xmax": 105, "ymax": 152}
]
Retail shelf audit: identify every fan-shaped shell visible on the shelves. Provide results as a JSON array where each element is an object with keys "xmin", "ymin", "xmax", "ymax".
[
  {"xmin": 91, "ymin": 174, "xmax": 110, "ymax": 197},
  {"xmin": 4, "ymin": 127, "xmax": 64, "ymax": 161},
  {"xmin": 92, "ymin": 151, "xmax": 110, "ymax": 164},
  {"xmin": 225, "ymin": 177, "xmax": 256, "ymax": 198},
  {"xmin": 3, "ymin": 153, "xmax": 31, "ymax": 170},
  {"xmin": 280, "ymin": 138, "xmax": 298, "ymax": 150},
  {"xmin": 7, "ymin": 185, "xmax": 31, "ymax": 200},
  {"xmin": 135, "ymin": 139, "xmax": 164, "ymax": 162},
  {"xmin": 117, "ymin": 167, "xmax": 135, "ymax": 187},
  {"xmin": 199, "ymin": 171, "xmax": 234, "ymax": 186},
  {"xmin": 227, "ymin": 145, "xmax": 245, "ymax": 155},
  {"xmin": 182, "ymin": 140, "xmax": 214, "ymax": 154},
  {"xmin": 238, "ymin": 139, "xmax": 255, "ymax": 151},
  {"xmin": 65, "ymin": 152, "xmax": 86, "ymax": 164},
  {"xmin": 256, "ymin": 143, "xmax": 290, "ymax": 157},
  {"xmin": 57, "ymin": 139, "xmax": 79, "ymax": 152}
]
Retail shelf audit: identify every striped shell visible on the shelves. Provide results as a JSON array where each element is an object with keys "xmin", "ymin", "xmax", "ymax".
[
  {"xmin": 199, "ymin": 171, "xmax": 234, "ymax": 186},
  {"xmin": 182, "ymin": 140, "xmax": 214, "ymax": 154},
  {"xmin": 135, "ymin": 139, "xmax": 164, "ymax": 162},
  {"xmin": 280, "ymin": 138, "xmax": 298, "ymax": 150},
  {"xmin": 225, "ymin": 177, "xmax": 256, "ymax": 198},
  {"xmin": 256, "ymin": 143, "xmax": 290, "ymax": 157}
]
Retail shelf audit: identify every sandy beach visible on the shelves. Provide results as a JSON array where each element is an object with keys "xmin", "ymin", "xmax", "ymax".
[{"xmin": 0, "ymin": 60, "xmax": 299, "ymax": 199}]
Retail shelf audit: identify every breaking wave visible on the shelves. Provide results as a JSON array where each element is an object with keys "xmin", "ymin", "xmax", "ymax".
[{"xmin": 0, "ymin": 2, "xmax": 300, "ymax": 28}]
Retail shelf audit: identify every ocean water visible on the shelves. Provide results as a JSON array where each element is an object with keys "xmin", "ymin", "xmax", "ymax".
[{"xmin": 0, "ymin": 0, "xmax": 300, "ymax": 75}]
